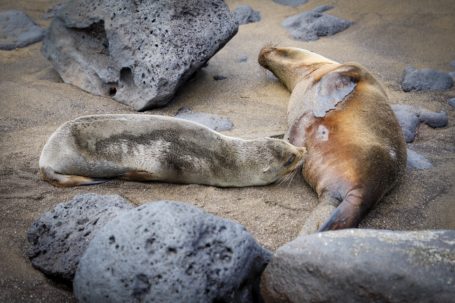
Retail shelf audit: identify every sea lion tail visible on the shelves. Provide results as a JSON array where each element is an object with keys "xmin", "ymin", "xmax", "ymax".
[
  {"xmin": 318, "ymin": 190, "xmax": 368, "ymax": 231},
  {"xmin": 40, "ymin": 167, "xmax": 107, "ymax": 187}
]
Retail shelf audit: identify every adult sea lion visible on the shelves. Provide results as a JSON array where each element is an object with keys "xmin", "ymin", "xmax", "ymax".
[
  {"xmin": 258, "ymin": 46, "xmax": 407, "ymax": 234},
  {"xmin": 39, "ymin": 114, "xmax": 306, "ymax": 187}
]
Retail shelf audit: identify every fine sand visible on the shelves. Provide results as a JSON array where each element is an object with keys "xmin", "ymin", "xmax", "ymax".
[{"xmin": 1, "ymin": 0, "xmax": 454, "ymax": 301}]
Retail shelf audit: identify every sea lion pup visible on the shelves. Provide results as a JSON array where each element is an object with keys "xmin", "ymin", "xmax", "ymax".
[
  {"xmin": 258, "ymin": 46, "xmax": 407, "ymax": 234},
  {"xmin": 39, "ymin": 114, "xmax": 305, "ymax": 187}
]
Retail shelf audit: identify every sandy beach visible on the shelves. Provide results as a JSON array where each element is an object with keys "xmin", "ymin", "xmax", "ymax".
[{"xmin": 0, "ymin": 0, "xmax": 454, "ymax": 301}]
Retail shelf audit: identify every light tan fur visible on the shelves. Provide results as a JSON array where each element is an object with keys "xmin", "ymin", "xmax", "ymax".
[{"xmin": 39, "ymin": 114, "xmax": 306, "ymax": 187}]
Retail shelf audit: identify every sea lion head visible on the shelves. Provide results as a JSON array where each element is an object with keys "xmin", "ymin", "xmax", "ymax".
[
  {"xmin": 250, "ymin": 138, "xmax": 306, "ymax": 185},
  {"xmin": 258, "ymin": 46, "xmax": 338, "ymax": 91}
]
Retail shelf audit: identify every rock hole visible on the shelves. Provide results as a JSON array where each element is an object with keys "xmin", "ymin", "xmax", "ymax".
[
  {"xmin": 109, "ymin": 235, "xmax": 116, "ymax": 244},
  {"xmin": 109, "ymin": 87, "xmax": 117, "ymax": 96},
  {"xmin": 120, "ymin": 67, "xmax": 134, "ymax": 87},
  {"xmin": 132, "ymin": 274, "xmax": 151, "ymax": 299},
  {"xmin": 167, "ymin": 247, "xmax": 177, "ymax": 254}
]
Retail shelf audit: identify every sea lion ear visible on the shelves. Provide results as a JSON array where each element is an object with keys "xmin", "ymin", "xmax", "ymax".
[{"xmin": 313, "ymin": 66, "xmax": 358, "ymax": 117}]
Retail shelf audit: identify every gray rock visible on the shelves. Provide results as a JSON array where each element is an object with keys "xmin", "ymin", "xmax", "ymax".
[
  {"xmin": 233, "ymin": 5, "xmax": 261, "ymax": 25},
  {"xmin": 449, "ymin": 71, "xmax": 455, "ymax": 79},
  {"xmin": 74, "ymin": 201, "xmax": 271, "ymax": 303},
  {"xmin": 282, "ymin": 6, "xmax": 352, "ymax": 41},
  {"xmin": 419, "ymin": 110, "xmax": 448, "ymax": 128},
  {"xmin": 43, "ymin": 3, "xmax": 65, "ymax": 19},
  {"xmin": 238, "ymin": 54, "xmax": 248, "ymax": 63},
  {"xmin": 401, "ymin": 67, "xmax": 454, "ymax": 92},
  {"xmin": 213, "ymin": 74, "xmax": 228, "ymax": 81},
  {"xmin": 273, "ymin": 0, "xmax": 308, "ymax": 7},
  {"xmin": 42, "ymin": 0, "xmax": 238, "ymax": 111},
  {"xmin": 450, "ymin": 60, "xmax": 455, "ymax": 68},
  {"xmin": 0, "ymin": 10, "xmax": 45, "ymax": 50},
  {"xmin": 407, "ymin": 148, "xmax": 432, "ymax": 170},
  {"xmin": 261, "ymin": 229, "xmax": 455, "ymax": 303},
  {"xmin": 391, "ymin": 104, "xmax": 421, "ymax": 143},
  {"xmin": 391, "ymin": 104, "xmax": 448, "ymax": 143},
  {"xmin": 175, "ymin": 107, "xmax": 234, "ymax": 131},
  {"xmin": 27, "ymin": 193, "xmax": 133, "ymax": 281},
  {"xmin": 449, "ymin": 98, "xmax": 455, "ymax": 108}
]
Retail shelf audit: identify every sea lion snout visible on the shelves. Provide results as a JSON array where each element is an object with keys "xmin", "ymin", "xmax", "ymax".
[{"xmin": 258, "ymin": 46, "xmax": 277, "ymax": 68}]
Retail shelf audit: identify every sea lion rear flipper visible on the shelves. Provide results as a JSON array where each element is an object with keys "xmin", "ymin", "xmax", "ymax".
[
  {"xmin": 40, "ymin": 167, "xmax": 108, "ymax": 187},
  {"xmin": 318, "ymin": 191, "xmax": 365, "ymax": 231}
]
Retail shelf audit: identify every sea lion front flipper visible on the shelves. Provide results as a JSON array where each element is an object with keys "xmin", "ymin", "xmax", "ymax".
[
  {"xmin": 120, "ymin": 170, "xmax": 155, "ymax": 182},
  {"xmin": 312, "ymin": 67, "xmax": 358, "ymax": 118},
  {"xmin": 299, "ymin": 194, "xmax": 340, "ymax": 235}
]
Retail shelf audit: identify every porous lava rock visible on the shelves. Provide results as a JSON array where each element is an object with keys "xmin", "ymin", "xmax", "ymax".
[
  {"xmin": 261, "ymin": 229, "xmax": 455, "ymax": 303},
  {"xmin": 175, "ymin": 107, "xmax": 234, "ymax": 131},
  {"xmin": 401, "ymin": 67, "xmax": 453, "ymax": 92},
  {"xmin": 27, "ymin": 193, "xmax": 133, "ymax": 281},
  {"xmin": 233, "ymin": 5, "xmax": 261, "ymax": 25},
  {"xmin": 273, "ymin": 0, "xmax": 308, "ymax": 7},
  {"xmin": 282, "ymin": 5, "xmax": 352, "ymax": 41},
  {"xmin": 391, "ymin": 104, "xmax": 448, "ymax": 143},
  {"xmin": 0, "ymin": 10, "xmax": 45, "ymax": 50},
  {"xmin": 407, "ymin": 148, "xmax": 432, "ymax": 170},
  {"xmin": 42, "ymin": 0, "xmax": 238, "ymax": 110},
  {"xmin": 74, "ymin": 201, "xmax": 271, "ymax": 303}
]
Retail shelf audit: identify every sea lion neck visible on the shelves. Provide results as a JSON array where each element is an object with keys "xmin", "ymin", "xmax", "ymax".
[{"xmin": 258, "ymin": 46, "xmax": 338, "ymax": 91}]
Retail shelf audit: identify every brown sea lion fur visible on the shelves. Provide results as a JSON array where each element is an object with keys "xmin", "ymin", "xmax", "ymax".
[{"xmin": 258, "ymin": 46, "xmax": 407, "ymax": 234}]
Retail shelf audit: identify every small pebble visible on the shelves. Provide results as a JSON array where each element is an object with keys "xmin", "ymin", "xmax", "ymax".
[
  {"xmin": 233, "ymin": 5, "xmax": 261, "ymax": 25},
  {"xmin": 213, "ymin": 75, "xmax": 227, "ymax": 81},
  {"xmin": 273, "ymin": 0, "xmax": 309, "ymax": 6},
  {"xmin": 407, "ymin": 149, "xmax": 432, "ymax": 170},
  {"xmin": 238, "ymin": 54, "xmax": 248, "ymax": 63}
]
